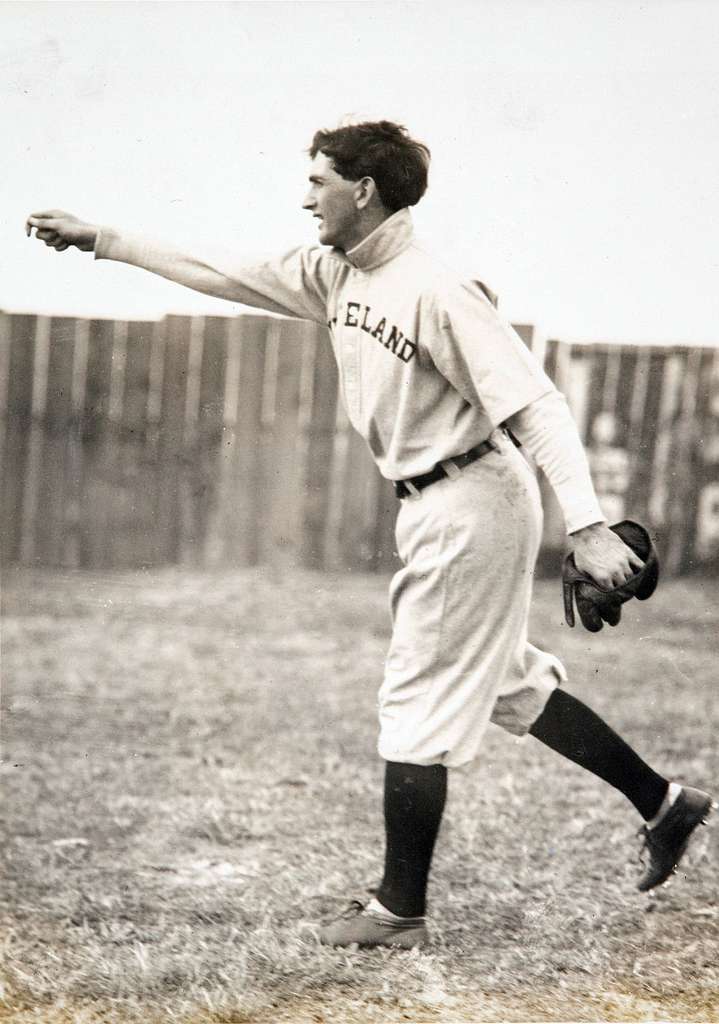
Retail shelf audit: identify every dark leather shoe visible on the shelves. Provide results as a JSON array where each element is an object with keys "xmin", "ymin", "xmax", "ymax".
[
  {"xmin": 638, "ymin": 786, "xmax": 715, "ymax": 891},
  {"xmin": 318, "ymin": 900, "xmax": 429, "ymax": 949}
]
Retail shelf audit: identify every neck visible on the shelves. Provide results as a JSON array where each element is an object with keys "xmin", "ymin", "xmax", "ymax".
[{"xmin": 341, "ymin": 207, "xmax": 392, "ymax": 252}]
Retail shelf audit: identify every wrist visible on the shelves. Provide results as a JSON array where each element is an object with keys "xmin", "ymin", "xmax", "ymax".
[
  {"xmin": 569, "ymin": 521, "xmax": 609, "ymax": 551},
  {"xmin": 93, "ymin": 226, "xmax": 117, "ymax": 260},
  {"xmin": 570, "ymin": 520, "xmax": 606, "ymax": 539}
]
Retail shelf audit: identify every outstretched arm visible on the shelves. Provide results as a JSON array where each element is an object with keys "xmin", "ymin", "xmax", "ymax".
[
  {"xmin": 506, "ymin": 392, "xmax": 643, "ymax": 589},
  {"xmin": 25, "ymin": 210, "xmax": 332, "ymax": 322}
]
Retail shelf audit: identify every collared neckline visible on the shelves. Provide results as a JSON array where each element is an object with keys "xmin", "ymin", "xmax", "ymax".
[{"xmin": 342, "ymin": 208, "xmax": 414, "ymax": 270}]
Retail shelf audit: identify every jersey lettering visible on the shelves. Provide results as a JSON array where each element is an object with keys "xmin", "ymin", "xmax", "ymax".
[
  {"xmin": 385, "ymin": 324, "xmax": 402, "ymax": 355},
  {"xmin": 371, "ymin": 318, "xmax": 387, "ymax": 343},
  {"xmin": 398, "ymin": 339, "xmax": 417, "ymax": 363},
  {"xmin": 344, "ymin": 302, "xmax": 417, "ymax": 364}
]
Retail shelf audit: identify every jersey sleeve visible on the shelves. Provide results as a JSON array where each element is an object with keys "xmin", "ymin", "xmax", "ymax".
[
  {"xmin": 429, "ymin": 280, "xmax": 556, "ymax": 425},
  {"xmin": 506, "ymin": 391, "xmax": 606, "ymax": 534},
  {"xmin": 94, "ymin": 229, "xmax": 334, "ymax": 324}
]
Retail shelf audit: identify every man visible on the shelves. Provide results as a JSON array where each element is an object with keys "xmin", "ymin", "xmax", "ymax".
[{"xmin": 26, "ymin": 120, "xmax": 713, "ymax": 950}]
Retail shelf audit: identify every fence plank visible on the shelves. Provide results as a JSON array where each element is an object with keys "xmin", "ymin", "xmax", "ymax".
[
  {"xmin": 583, "ymin": 346, "xmax": 610, "ymax": 445},
  {"xmin": 1, "ymin": 315, "xmax": 36, "ymax": 564},
  {"xmin": 626, "ymin": 348, "xmax": 665, "ymax": 526},
  {"xmin": 18, "ymin": 317, "xmax": 50, "ymax": 564},
  {"xmin": 623, "ymin": 345, "xmax": 651, "ymax": 521},
  {"xmin": 258, "ymin": 319, "xmax": 306, "ymax": 567},
  {"xmin": 77, "ymin": 320, "xmax": 115, "ymax": 568},
  {"xmin": 176, "ymin": 317, "xmax": 204, "ymax": 565},
  {"xmin": 543, "ymin": 338, "xmax": 560, "ymax": 385},
  {"xmin": 222, "ymin": 316, "xmax": 268, "ymax": 566},
  {"xmin": 593, "ymin": 346, "xmax": 633, "ymax": 523},
  {"xmin": 156, "ymin": 316, "xmax": 191, "ymax": 564},
  {"xmin": 34, "ymin": 318, "xmax": 77, "ymax": 565},
  {"xmin": 111, "ymin": 320, "xmax": 156, "ymax": 566},
  {"xmin": 601, "ymin": 346, "xmax": 623, "ymax": 419},
  {"xmin": 192, "ymin": 316, "xmax": 229, "ymax": 565},
  {"xmin": 648, "ymin": 351, "xmax": 687, "ymax": 545},
  {"xmin": 122, "ymin": 322, "xmax": 153, "ymax": 427},
  {"xmin": 665, "ymin": 347, "xmax": 704, "ymax": 574},
  {"xmin": 583, "ymin": 346, "xmax": 632, "ymax": 525},
  {"xmin": 613, "ymin": 348, "xmax": 638, "ymax": 447},
  {"xmin": 693, "ymin": 348, "xmax": 719, "ymax": 569},
  {"xmin": 61, "ymin": 319, "xmax": 89, "ymax": 568}
]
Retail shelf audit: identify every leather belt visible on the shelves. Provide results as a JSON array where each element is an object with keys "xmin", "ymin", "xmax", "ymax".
[{"xmin": 393, "ymin": 438, "xmax": 498, "ymax": 500}]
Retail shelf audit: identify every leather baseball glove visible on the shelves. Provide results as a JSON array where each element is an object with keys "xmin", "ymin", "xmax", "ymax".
[{"xmin": 562, "ymin": 520, "xmax": 659, "ymax": 632}]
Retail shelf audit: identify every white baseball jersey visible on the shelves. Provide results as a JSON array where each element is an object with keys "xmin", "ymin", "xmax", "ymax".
[{"xmin": 96, "ymin": 209, "xmax": 580, "ymax": 490}]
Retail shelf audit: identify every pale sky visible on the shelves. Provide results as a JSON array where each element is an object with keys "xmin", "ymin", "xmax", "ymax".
[{"xmin": 3, "ymin": 0, "xmax": 719, "ymax": 344}]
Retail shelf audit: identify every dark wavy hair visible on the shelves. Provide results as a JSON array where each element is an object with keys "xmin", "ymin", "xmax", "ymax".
[{"xmin": 309, "ymin": 121, "xmax": 430, "ymax": 212}]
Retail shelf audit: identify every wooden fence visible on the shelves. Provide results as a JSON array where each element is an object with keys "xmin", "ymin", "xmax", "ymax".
[{"xmin": 1, "ymin": 311, "xmax": 717, "ymax": 575}]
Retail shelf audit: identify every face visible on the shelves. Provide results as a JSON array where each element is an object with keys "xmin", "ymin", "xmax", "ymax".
[{"xmin": 302, "ymin": 152, "xmax": 363, "ymax": 250}]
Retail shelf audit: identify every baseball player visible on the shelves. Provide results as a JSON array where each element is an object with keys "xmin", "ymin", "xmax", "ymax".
[{"xmin": 26, "ymin": 121, "xmax": 713, "ymax": 950}]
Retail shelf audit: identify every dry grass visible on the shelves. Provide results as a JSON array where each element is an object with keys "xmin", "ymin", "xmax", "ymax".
[{"xmin": 1, "ymin": 566, "xmax": 717, "ymax": 1023}]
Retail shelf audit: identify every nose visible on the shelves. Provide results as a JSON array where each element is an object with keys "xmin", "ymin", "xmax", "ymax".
[{"xmin": 302, "ymin": 191, "xmax": 315, "ymax": 211}]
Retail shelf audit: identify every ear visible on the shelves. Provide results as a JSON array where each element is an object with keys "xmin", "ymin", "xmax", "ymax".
[{"xmin": 354, "ymin": 176, "xmax": 377, "ymax": 210}]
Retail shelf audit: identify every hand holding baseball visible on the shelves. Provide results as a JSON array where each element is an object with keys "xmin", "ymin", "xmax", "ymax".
[{"xmin": 25, "ymin": 210, "xmax": 98, "ymax": 252}]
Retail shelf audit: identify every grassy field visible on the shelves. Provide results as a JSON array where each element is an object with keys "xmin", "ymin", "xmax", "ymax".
[{"xmin": 1, "ymin": 566, "xmax": 717, "ymax": 1024}]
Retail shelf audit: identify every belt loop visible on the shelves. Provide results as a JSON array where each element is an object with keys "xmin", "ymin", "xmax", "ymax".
[
  {"xmin": 440, "ymin": 459, "xmax": 462, "ymax": 480},
  {"xmin": 404, "ymin": 480, "xmax": 422, "ymax": 500}
]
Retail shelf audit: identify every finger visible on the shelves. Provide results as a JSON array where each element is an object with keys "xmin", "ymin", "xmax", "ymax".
[
  {"xmin": 618, "ymin": 557, "xmax": 642, "ymax": 583},
  {"xmin": 28, "ymin": 209, "xmax": 68, "ymax": 220},
  {"xmin": 619, "ymin": 559, "xmax": 637, "ymax": 583},
  {"xmin": 27, "ymin": 212, "xmax": 67, "ymax": 234},
  {"xmin": 614, "ymin": 565, "xmax": 635, "ymax": 589},
  {"xmin": 26, "ymin": 215, "xmax": 51, "ymax": 231},
  {"xmin": 36, "ymin": 228, "xmax": 58, "ymax": 242},
  {"xmin": 591, "ymin": 573, "xmax": 613, "ymax": 591},
  {"xmin": 30, "ymin": 220, "xmax": 62, "ymax": 238},
  {"xmin": 54, "ymin": 241, "xmax": 70, "ymax": 252},
  {"xmin": 612, "ymin": 562, "xmax": 634, "ymax": 587}
]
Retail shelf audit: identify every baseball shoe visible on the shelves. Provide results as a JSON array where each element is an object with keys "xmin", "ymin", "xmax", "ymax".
[
  {"xmin": 637, "ymin": 786, "xmax": 715, "ymax": 891},
  {"xmin": 318, "ymin": 899, "xmax": 429, "ymax": 949}
]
